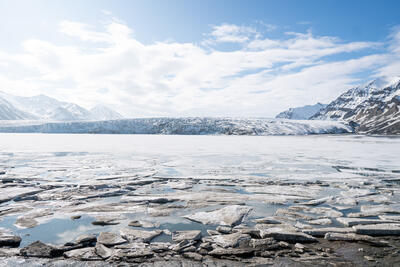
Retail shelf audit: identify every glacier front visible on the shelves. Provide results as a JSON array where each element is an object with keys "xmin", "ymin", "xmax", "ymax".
[{"xmin": 0, "ymin": 117, "xmax": 352, "ymax": 135}]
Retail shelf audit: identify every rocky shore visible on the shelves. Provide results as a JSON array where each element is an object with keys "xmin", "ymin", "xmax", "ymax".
[
  {"xmin": 1, "ymin": 170, "xmax": 400, "ymax": 266},
  {"xmin": 0, "ymin": 134, "xmax": 400, "ymax": 266}
]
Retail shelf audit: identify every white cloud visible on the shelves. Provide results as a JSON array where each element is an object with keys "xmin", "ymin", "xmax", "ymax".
[
  {"xmin": 206, "ymin": 23, "xmax": 260, "ymax": 43},
  {"xmin": 0, "ymin": 20, "xmax": 398, "ymax": 117}
]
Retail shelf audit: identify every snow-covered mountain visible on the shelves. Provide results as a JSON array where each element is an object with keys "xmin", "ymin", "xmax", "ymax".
[
  {"xmin": 275, "ymin": 103, "xmax": 327, "ymax": 120},
  {"xmin": 0, "ymin": 117, "xmax": 352, "ymax": 135},
  {"xmin": 90, "ymin": 105, "xmax": 124, "ymax": 120},
  {"xmin": 0, "ymin": 96, "xmax": 38, "ymax": 120},
  {"xmin": 311, "ymin": 77, "xmax": 400, "ymax": 134},
  {"xmin": 0, "ymin": 92, "xmax": 123, "ymax": 121}
]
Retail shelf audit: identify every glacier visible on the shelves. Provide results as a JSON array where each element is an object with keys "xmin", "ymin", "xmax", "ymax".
[{"xmin": 0, "ymin": 117, "xmax": 352, "ymax": 135}]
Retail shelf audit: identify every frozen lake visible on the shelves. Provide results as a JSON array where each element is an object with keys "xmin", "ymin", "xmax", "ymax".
[
  {"xmin": 0, "ymin": 133, "xmax": 399, "ymax": 180},
  {"xmin": 0, "ymin": 133, "xmax": 400, "ymax": 250}
]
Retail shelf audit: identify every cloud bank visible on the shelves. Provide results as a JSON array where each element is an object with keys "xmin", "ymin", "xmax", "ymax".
[{"xmin": 0, "ymin": 18, "xmax": 399, "ymax": 117}]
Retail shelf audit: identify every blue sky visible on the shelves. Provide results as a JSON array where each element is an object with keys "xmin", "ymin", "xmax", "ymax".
[{"xmin": 0, "ymin": 0, "xmax": 399, "ymax": 117}]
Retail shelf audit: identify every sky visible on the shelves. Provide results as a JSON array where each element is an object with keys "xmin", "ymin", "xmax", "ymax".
[{"xmin": 0, "ymin": 0, "xmax": 399, "ymax": 117}]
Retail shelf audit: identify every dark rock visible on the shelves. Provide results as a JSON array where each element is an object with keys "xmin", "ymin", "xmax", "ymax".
[
  {"xmin": 20, "ymin": 241, "xmax": 59, "ymax": 258},
  {"xmin": 0, "ymin": 234, "xmax": 21, "ymax": 247}
]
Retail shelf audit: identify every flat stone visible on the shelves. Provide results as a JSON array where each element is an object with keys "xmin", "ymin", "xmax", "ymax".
[
  {"xmin": 208, "ymin": 247, "xmax": 254, "ymax": 257},
  {"xmin": 308, "ymin": 218, "xmax": 332, "ymax": 225},
  {"xmin": 172, "ymin": 230, "xmax": 201, "ymax": 242},
  {"xmin": 337, "ymin": 217, "xmax": 396, "ymax": 227},
  {"xmin": 14, "ymin": 217, "xmax": 38, "ymax": 229},
  {"xmin": 112, "ymin": 248, "xmax": 154, "ymax": 259},
  {"xmin": 128, "ymin": 220, "xmax": 160, "ymax": 228},
  {"xmin": 95, "ymin": 243, "xmax": 113, "ymax": 259},
  {"xmin": 303, "ymin": 196, "xmax": 334, "ymax": 206},
  {"xmin": 324, "ymin": 232, "xmax": 374, "ymax": 242},
  {"xmin": 360, "ymin": 205, "xmax": 400, "ymax": 215},
  {"xmin": 120, "ymin": 195, "xmax": 177, "ymax": 204},
  {"xmin": 97, "ymin": 232, "xmax": 127, "ymax": 247},
  {"xmin": 20, "ymin": 241, "xmax": 57, "ymax": 258},
  {"xmin": 75, "ymin": 234, "xmax": 97, "ymax": 245},
  {"xmin": 0, "ymin": 234, "xmax": 21, "ymax": 247},
  {"xmin": 216, "ymin": 225, "xmax": 232, "ymax": 234},
  {"xmin": 249, "ymin": 238, "xmax": 276, "ymax": 249},
  {"xmin": 0, "ymin": 187, "xmax": 43, "ymax": 204},
  {"xmin": 64, "ymin": 247, "xmax": 101, "ymax": 261},
  {"xmin": 252, "ymin": 217, "xmax": 282, "ymax": 224},
  {"xmin": 150, "ymin": 242, "xmax": 171, "ymax": 252},
  {"xmin": 183, "ymin": 205, "xmax": 252, "ymax": 226},
  {"xmin": 379, "ymin": 215, "xmax": 400, "ymax": 221},
  {"xmin": 354, "ymin": 224, "xmax": 400, "ymax": 236},
  {"xmin": 302, "ymin": 227, "xmax": 355, "ymax": 237},
  {"xmin": 206, "ymin": 233, "xmax": 251, "ymax": 248},
  {"xmin": 120, "ymin": 228, "xmax": 162, "ymax": 243},
  {"xmin": 182, "ymin": 252, "xmax": 202, "ymax": 261},
  {"xmin": 260, "ymin": 227, "xmax": 317, "ymax": 243},
  {"xmin": 169, "ymin": 240, "xmax": 196, "ymax": 252},
  {"xmin": 91, "ymin": 216, "xmax": 121, "ymax": 226}
]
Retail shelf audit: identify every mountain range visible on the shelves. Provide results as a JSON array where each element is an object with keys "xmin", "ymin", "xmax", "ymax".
[
  {"xmin": 275, "ymin": 103, "xmax": 327, "ymax": 120},
  {"xmin": 277, "ymin": 76, "xmax": 400, "ymax": 134},
  {"xmin": 0, "ymin": 92, "xmax": 123, "ymax": 121}
]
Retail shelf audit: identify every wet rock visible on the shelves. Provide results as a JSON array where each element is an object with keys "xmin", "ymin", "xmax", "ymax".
[
  {"xmin": 206, "ymin": 233, "xmax": 251, "ymax": 248},
  {"xmin": 337, "ymin": 217, "xmax": 396, "ymax": 227},
  {"xmin": 275, "ymin": 209, "xmax": 313, "ymax": 220},
  {"xmin": 0, "ymin": 234, "xmax": 21, "ymax": 247},
  {"xmin": 183, "ymin": 205, "xmax": 252, "ymax": 226},
  {"xmin": 14, "ymin": 217, "xmax": 38, "ymax": 229},
  {"xmin": 95, "ymin": 243, "xmax": 113, "ymax": 259},
  {"xmin": 128, "ymin": 220, "xmax": 160, "ymax": 228},
  {"xmin": 91, "ymin": 216, "xmax": 121, "ymax": 226},
  {"xmin": 302, "ymin": 227, "xmax": 355, "ymax": 237},
  {"xmin": 260, "ymin": 227, "xmax": 317, "ymax": 243},
  {"xmin": 308, "ymin": 218, "xmax": 332, "ymax": 225},
  {"xmin": 120, "ymin": 195, "xmax": 177, "ymax": 204},
  {"xmin": 120, "ymin": 228, "xmax": 162, "ymax": 243},
  {"xmin": 354, "ymin": 223, "xmax": 400, "ymax": 236},
  {"xmin": 216, "ymin": 225, "xmax": 232, "ymax": 234},
  {"xmin": 64, "ymin": 247, "xmax": 102, "ymax": 261},
  {"xmin": 207, "ymin": 230, "xmax": 219, "ymax": 235},
  {"xmin": 252, "ymin": 217, "xmax": 282, "ymax": 224},
  {"xmin": 232, "ymin": 226, "xmax": 261, "ymax": 238},
  {"xmin": 97, "ymin": 232, "xmax": 128, "ymax": 247},
  {"xmin": 169, "ymin": 240, "xmax": 196, "ymax": 252},
  {"xmin": 303, "ymin": 196, "xmax": 334, "ymax": 206},
  {"xmin": 75, "ymin": 234, "xmax": 97, "ymax": 245},
  {"xmin": 20, "ymin": 241, "xmax": 58, "ymax": 258},
  {"xmin": 70, "ymin": 215, "xmax": 81, "ymax": 220},
  {"xmin": 294, "ymin": 222, "xmax": 312, "ymax": 229},
  {"xmin": 172, "ymin": 230, "xmax": 202, "ymax": 242}
]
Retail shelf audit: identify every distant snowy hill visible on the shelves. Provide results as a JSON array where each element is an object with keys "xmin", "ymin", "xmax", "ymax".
[
  {"xmin": 311, "ymin": 77, "xmax": 400, "ymax": 134},
  {"xmin": 0, "ymin": 92, "xmax": 123, "ymax": 121},
  {"xmin": 90, "ymin": 105, "xmax": 124, "ymax": 120},
  {"xmin": 276, "ymin": 103, "xmax": 327, "ymax": 120},
  {"xmin": 0, "ymin": 117, "xmax": 352, "ymax": 135}
]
